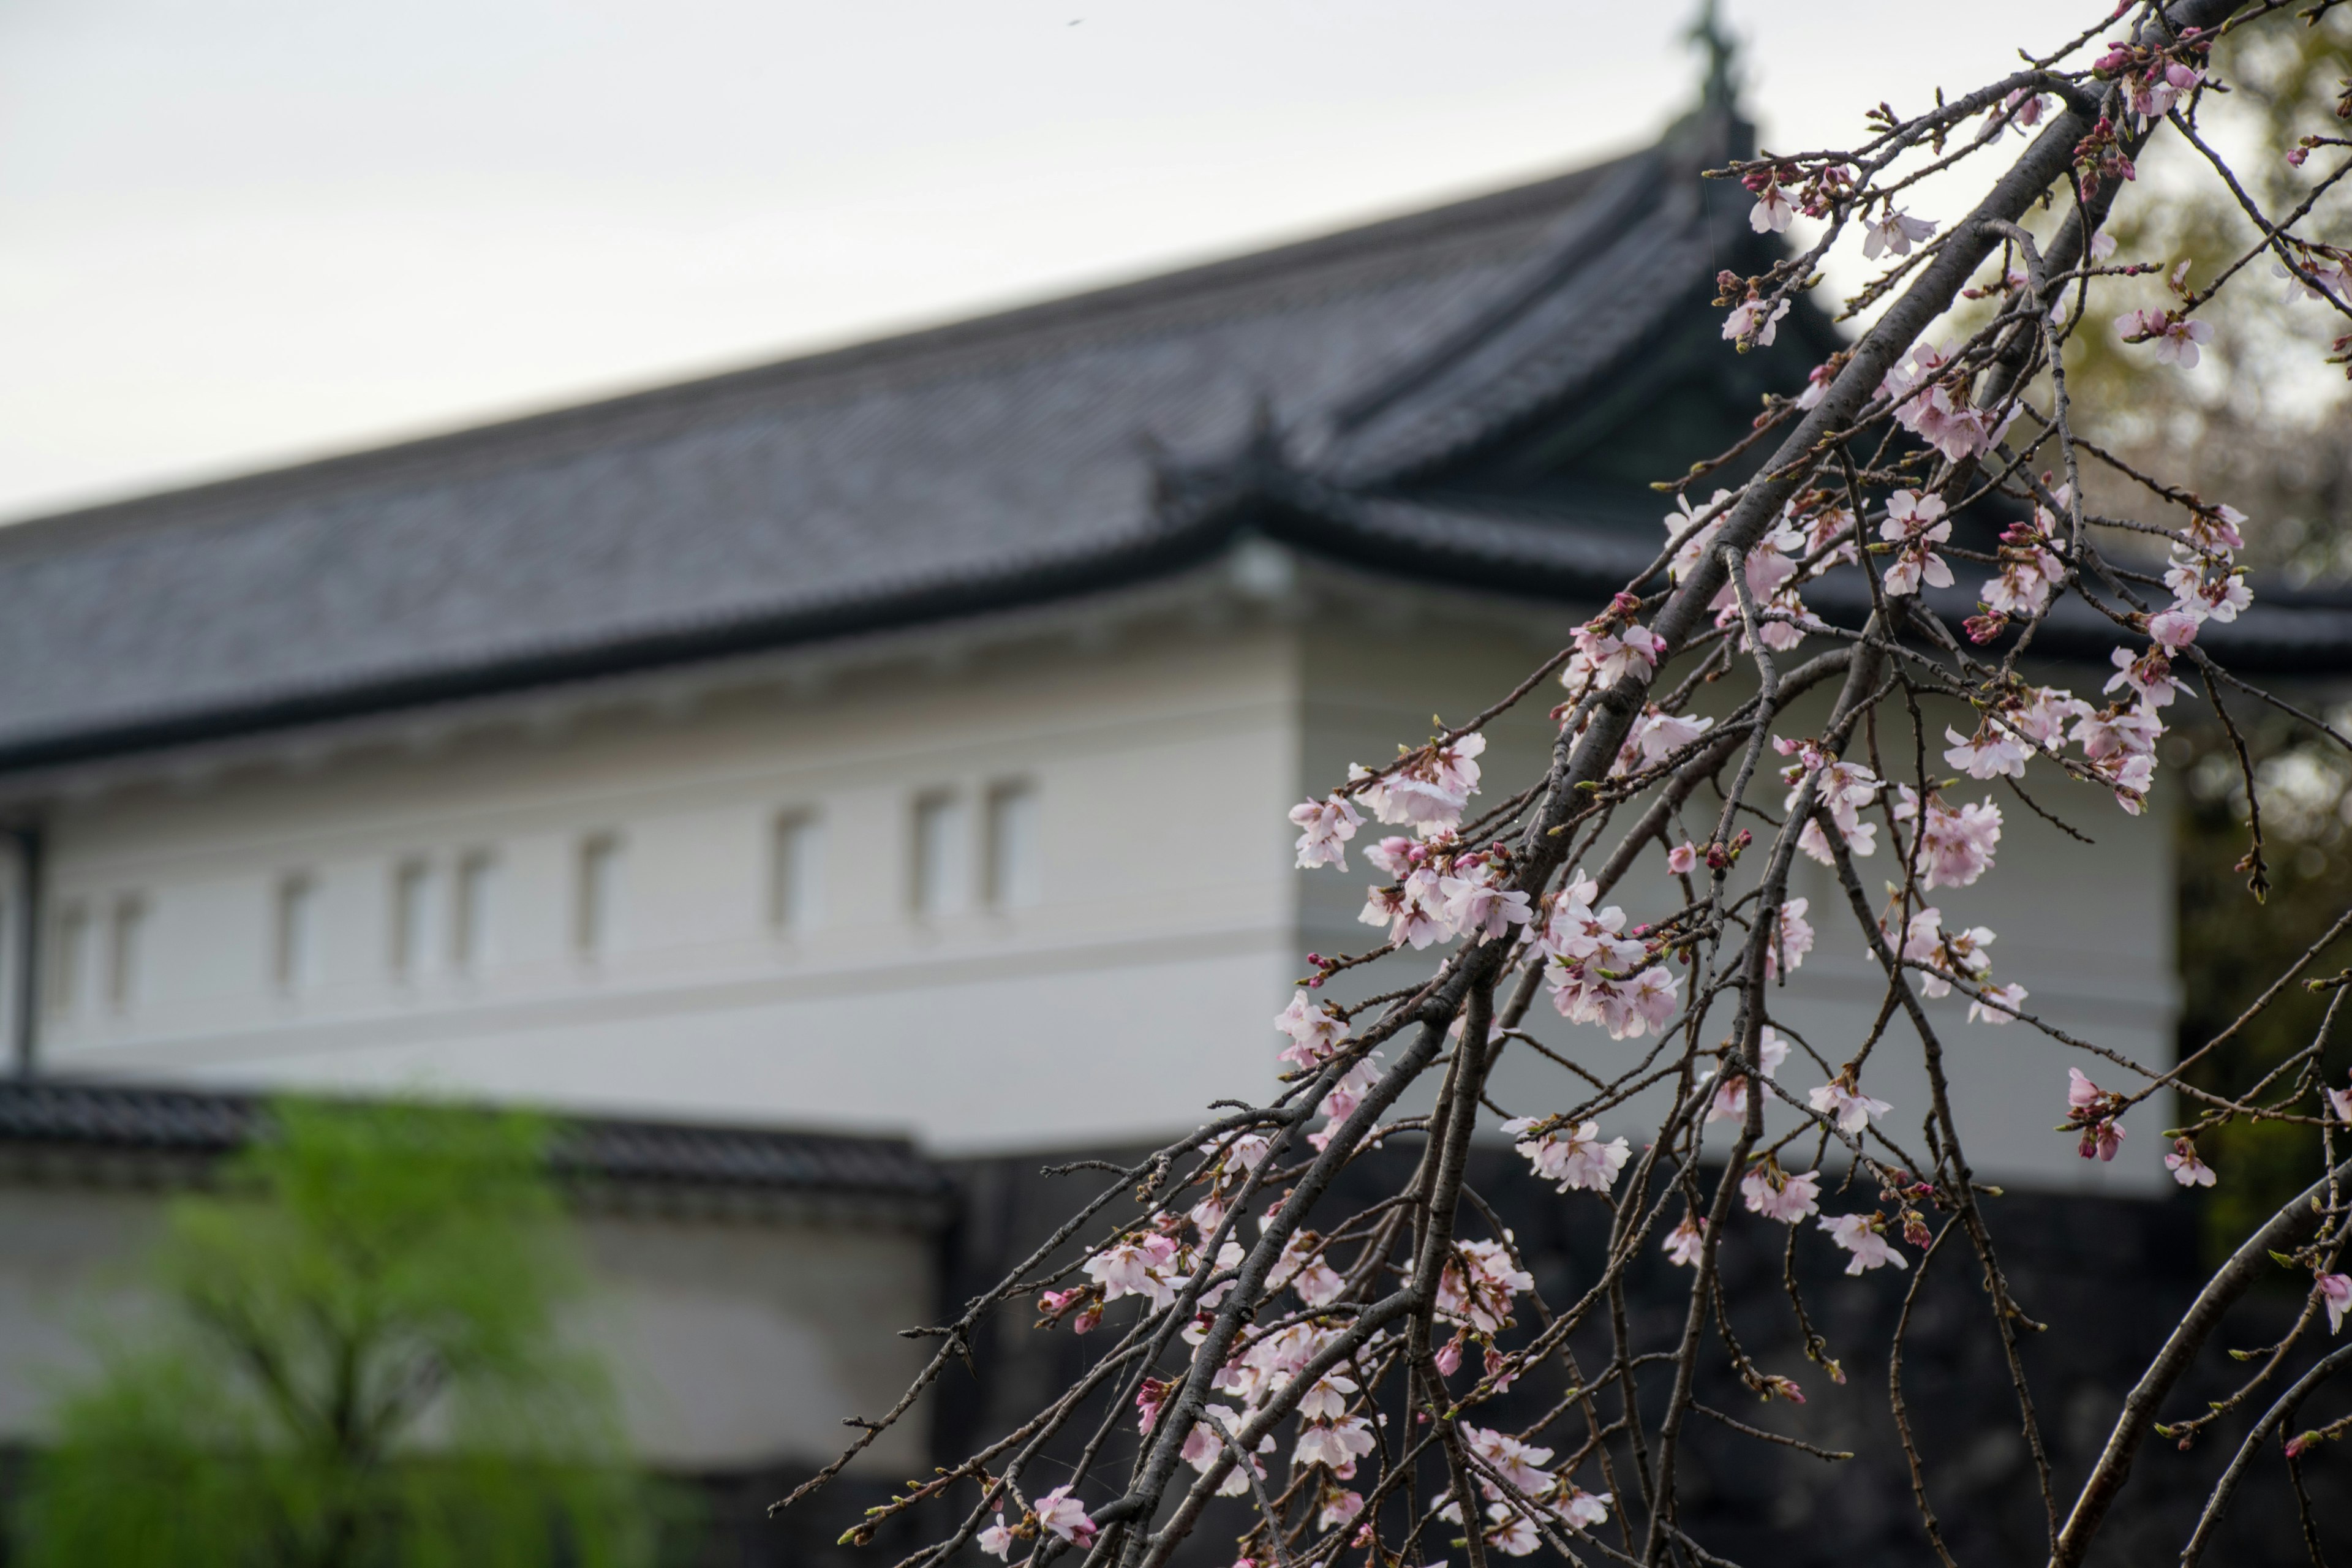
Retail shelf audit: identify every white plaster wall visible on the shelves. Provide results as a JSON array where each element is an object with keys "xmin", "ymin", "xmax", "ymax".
[
  {"xmin": 1300, "ymin": 614, "xmax": 2180, "ymax": 1193},
  {"xmin": 38, "ymin": 615, "xmax": 1303, "ymax": 1153},
  {"xmin": 0, "ymin": 1182, "xmax": 932, "ymax": 1471}
]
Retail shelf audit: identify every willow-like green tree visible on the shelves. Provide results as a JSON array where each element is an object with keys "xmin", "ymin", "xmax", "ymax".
[{"xmin": 15, "ymin": 1098, "xmax": 659, "ymax": 1568}]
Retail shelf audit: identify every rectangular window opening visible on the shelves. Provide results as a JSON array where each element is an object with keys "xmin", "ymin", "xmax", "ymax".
[
  {"xmin": 392, "ymin": 859, "xmax": 435, "ymax": 979},
  {"xmin": 771, "ymin": 812, "xmax": 824, "ymax": 932},
  {"xmin": 106, "ymin": 897, "xmax": 146, "ymax": 1011},
  {"xmin": 49, "ymin": 904, "xmax": 87, "ymax": 1016},
  {"xmin": 274, "ymin": 875, "xmax": 317, "ymax": 993},
  {"xmin": 984, "ymin": 782, "xmax": 1041, "ymax": 910},
  {"xmin": 911, "ymin": 792, "xmax": 966, "ymax": 918},
  {"xmin": 454, "ymin": 851, "xmax": 497, "ymax": 972},
  {"xmin": 576, "ymin": 834, "xmax": 624, "ymax": 957}
]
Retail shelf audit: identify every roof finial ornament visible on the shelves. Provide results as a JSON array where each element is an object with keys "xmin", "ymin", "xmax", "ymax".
[{"xmin": 1686, "ymin": 0, "xmax": 1738, "ymax": 113}]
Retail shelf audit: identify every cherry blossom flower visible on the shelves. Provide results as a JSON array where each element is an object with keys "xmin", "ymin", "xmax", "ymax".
[
  {"xmin": 1664, "ymin": 491, "xmax": 1732, "ymax": 583},
  {"xmin": 1612, "ymin": 966, "xmax": 1684, "ymax": 1038},
  {"xmin": 2116, "ymin": 307, "xmax": 2214, "ymax": 367},
  {"xmin": 1632, "ymin": 709, "xmax": 1715, "ymax": 769},
  {"xmin": 1553, "ymin": 1487, "xmax": 1612, "ymax": 1532},
  {"xmin": 1084, "ymin": 1233, "xmax": 1182, "ymax": 1308},
  {"xmin": 1035, "ymin": 1487, "xmax": 1097, "ymax": 1548},
  {"xmin": 1464, "ymin": 1425, "xmax": 1554, "ymax": 1496},
  {"xmin": 1820, "ymin": 1212, "xmax": 1908, "ymax": 1275},
  {"xmin": 1439, "ymin": 858, "xmax": 1534, "ymax": 944},
  {"xmin": 1969, "ymin": 981, "xmax": 2029, "ymax": 1026},
  {"xmin": 1749, "ymin": 182, "xmax": 1795, "ymax": 233},
  {"xmin": 1879, "ymin": 489, "xmax": 1955, "ymax": 597},
  {"xmin": 2065, "ymin": 1068, "xmax": 2127, "ymax": 1162},
  {"xmin": 2165, "ymin": 1139, "xmax": 2217, "ymax": 1188},
  {"xmin": 2187, "ymin": 503, "xmax": 2246, "ymax": 555},
  {"xmin": 1724, "ymin": 296, "xmax": 1790, "ymax": 348},
  {"xmin": 1290, "ymin": 795, "xmax": 1363, "ymax": 870},
  {"xmin": 2104, "ymin": 646, "xmax": 2182, "ymax": 709},
  {"xmin": 1809, "ymin": 1077, "xmax": 1893, "ymax": 1134},
  {"xmin": 2000, "ymin": 87, "xmax": 2050, "ymax": 130},
  {"xmin": 978, "ymin": 1517, "xmax": 1016, "ymax": 1559},
  {"xmin": 1317, "ymin": 1490, "xmax": 1365, "ymax": 1531},
  {"xmin": 1569, "ymin": 620, "xmax": 1663, "ymax": 690},
  {"xmin": 1704, "ymin": 1027, "xmax": 1791, "ymax": 1123},
  {"xmin": 2321, "ymin": 1273, "xmax": 2352, "ymax": 1335},
  {"xmin": 1437, "ymin": 1238, "xmax": 1534, "ymax": 1334},
  {"xmin": 1945, "ymin": 723, "xmax": 2032, "ymax": 781},
  {"xmin": 1275, "ymin": 992, "xmax": 1348, "ymax": 1069},
  {"xmin": 1294, "ymin": 1416, "xmax": 1378, "ymax": 1472},
  {"xmin": 1481, "ymin": 1504, "xmax": 1540, "ymax": 1558},
  {"xmin": 1504, "ymin": 1118, "xmax": 1632, "ymax": 1193},
  {"xmin": 2011, "ymin": 685, "xmax": 2094, "ymax": 751},
  {"xmin": 1741, "ymin": 1163, "xmax": 1822, "ymax": 1223},
  {"xmin": 1863, "ymin": 207, "xmax": 1936, "ymax": 258},
  {"xmin": 1781, "ymin": 744, "xmax": 1882, "ymax": 865},
  {"xmin": 1667, "ymin": 840, "xmax": 1699, "ymax": 876},
  {"xmin": 2148, "ymin": 607, "xmax": 2202, "ymax": 652},
  {"xmin": 1796, "ymin": 361, "xmax": 1836, "ymax": 409},
  {"xmin": 2126, "ymin": 60, "xmax": 2203, "ymax": 124},
  {"xmin": 2326, "ymin": 1073, "xmax": 2352, "ymax": 1123},
  {"xmin": 1893, "ymin": 790, "xmax": 2002, "ymax": 890},
  {"xmin": 1766, "ymin": 899, "xmax": 1815, "ymax": 980},
  {"xmin": 1662, "ymin": 1215, "xmax": 1708, "ymax": 1268},
  {"xmin": 1357, "ymin": 734, "xmax": 1486, "ymax": 835},
  {"xmin": 1269, "ymin": 1232, "xmax": 1347, "ymax": 1307},
  {"xmin": 1981, "ymin": 516, "xmax": 2067, "ymax": 619}
]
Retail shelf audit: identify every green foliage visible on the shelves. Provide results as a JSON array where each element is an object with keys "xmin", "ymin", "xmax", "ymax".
[{"xmin": 14, "ymin": 1097, "xmax": 664, "ymax": 1568}]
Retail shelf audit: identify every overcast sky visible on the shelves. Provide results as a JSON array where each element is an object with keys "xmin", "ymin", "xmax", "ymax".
[{"xmin": 1, "ymin": 0, "xmax": 2082, "ymax": 521}]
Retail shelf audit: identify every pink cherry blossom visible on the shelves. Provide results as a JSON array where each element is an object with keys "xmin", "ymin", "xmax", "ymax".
[
  {"xmin": 1969, "ymin": 981, "xmax": 2029, "ymax": 1026},
  {"xmin": 1945, "ymin": 723, "xmax": 2031, "ymax": 780},
  {"xmin": 1765, "ymin": 899, "xmax": 1815, "ymax": 980},
  {"xmin": 2116, "ymin": 307, "xmax": 2214, "ymax": 367},
  {"xmin": 1723, "ymin": 296, "xmax": 1790, "ymax": 348},
  {"xmin": 2326, "ymin": 1074, "xmax": 2352, "ymax": 1123},
  {"xmin": 1634, "ymin": 709, "xmax": 1715, "ymax": 769},
  {"xmin": 1317, "ymin": 1490, "xmax": 1365, "ymax": 1531},
  {"xmin": 2105, "ymin": 646, "xmax": 2182, "ymax": 709},
  {"xmin": 1879, "ymin": 490, "xmax": 1954, "ymax": 597},
  {"xmin": 2321, "ymin": 1273, "xmax": 2352, "ymax": 1335},
  {"xmin": 1504, "ymin": 1117, "xmax": 1632, "ymax": 1193},
  {"xmin": 1464, "ymin": 1424, "xmax": 1554, "ymax": 1496},
  {"xmin": 2011, "ymin": 685, "xmax": 2094, "ymax": 751},
  {"xmin": 1667, "ymin": 840, "xmax": 1699, "ymax": 875},
  {"xmin": 2165, "ymin": 1139, "xmax": 2217, "ymax": 1188},
  {"xmin": 1436, "ymin": 1238, "xmax": 1534, "ymax": 1334},
  {"xmin": 1750, "ymin": 183, "xmax": 1795, "ymax": 233},
  {"xmin": 1294, "ymin": 1416, "xmax": 1378, "ymax": 1472},
  {"xmin": 1863, "ymin": 207, "xmax": 1936, "ymax": 258},
  {"xmin": 1084, "ymin": 1233, "xmax": 1181, "ymax": 1308},
  {"xmin": 1553, "ymin": 1487, "xmax": 1611, "ymax": 1532},
  {"xmin": 1358, "ymin": 734, "xmax": 1486, "ymax": 835},
  {"xmin": 978, "ymin": 1516, "xmax": 1016, "ymax": 1559},
  {"xmin": 1893, "ymin": 789, "xmax": 2002, "ymax": 889},
  {"xmin": 1289, "ymin": 795, "xmax": 1363, "ymax": 870},
  {"xmin": 2148, "ymin": 607, "xmax": 2202, "ymax": 651},
  {"xmin": 1741, "ymin": 1163, "xmax": 1822, "ymax": 1223},
  {"xmin": 1704, "ymin": 1026, "xmax": 1791, "ymax": 1123},
  {"xmin": 1275, "ymin": 991, "xmax": 1348, "ymax": 1069},
  {"xmin": 1820, "ymin": 1212, "xmax": 1908, "ymax": 1275},
  {"xmin": 1663, "ymin": 1215, "xmax": 1708, "ymax": 1268},
  {"xmin": 1809, "ymin": 1079, "xmax": 1893, "ymax": 1134},
  {"xmin": 1035, "ymin": 1487, "xmax": 1097, "ymax": 1548},
  {"xmin": 2065, "ymin": 1068, "xmax": 2127, "ymax": 1161},
  {"xmin": 1439, "ymin": 859, "xmax": 1534, "ymax": 944}
]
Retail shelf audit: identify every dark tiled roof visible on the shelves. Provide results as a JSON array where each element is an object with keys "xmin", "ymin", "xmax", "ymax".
[
  {"xmin": 0, "ymin": 1079, "xmax": 948, "ymax": 1205},
  {"xmin": 2, "ymin": 105, "xmax": 2345, "ymax": 772}
]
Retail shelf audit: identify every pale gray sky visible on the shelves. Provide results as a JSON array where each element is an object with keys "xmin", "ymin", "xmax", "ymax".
[{"xmin": 1, "ymin": 0, "xmax": 2079, "ymax": 520}]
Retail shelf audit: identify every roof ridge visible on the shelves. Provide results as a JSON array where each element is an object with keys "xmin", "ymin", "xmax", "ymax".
[{"xmin": 0, "ymin": 154, "xmax": 1638, "ymax": 563}]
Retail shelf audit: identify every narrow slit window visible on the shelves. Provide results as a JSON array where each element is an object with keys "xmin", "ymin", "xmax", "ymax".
[
  {"xmin": 772, "ymin": 812, "xmax": 824, "ymax": 932},
  {"xmin": 274, "ymin": 875, "xmax": 317, "ymax": 993},
  {"xmin": 984, "ymin": 782, "xmax": 1041, "ymax": 910},
  {"xmin": 577, "ymin": 834, "xmax": 624, "ymax": 957},
  {"xmin": 50, "ymin": 904, "xmax": 87, "ymax": 1016},
  {"xmin": 911, "ymin": 792, "xmax": 966, "ymax": 918},
  {"xmin": 106, "ymin": 897, "xmax": 146, "ymax": 1011},
  {"xmin": 453, "ymin": 852, "xmax": 497, "ymax": 972},
  {"xmin": 392, "ymin": 859, "xmax": 435, "ymax": 979}
]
